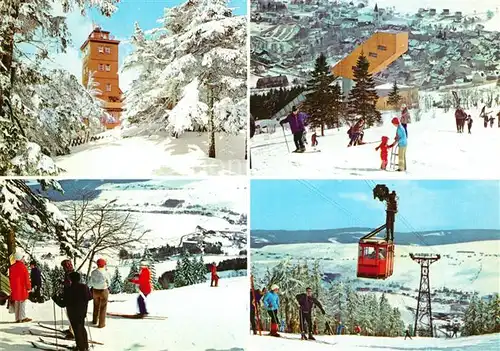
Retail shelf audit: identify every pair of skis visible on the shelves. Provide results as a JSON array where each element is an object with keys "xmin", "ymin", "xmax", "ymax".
[{"xmin": 30, "ymin": 323, "xmax": 104, "ymax": 350}]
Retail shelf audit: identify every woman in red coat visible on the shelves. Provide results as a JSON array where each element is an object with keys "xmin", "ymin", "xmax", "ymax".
[
  {"xmin": 210, "ymin": 262, "xmax": 219, "ymax": 287},
  {"xmin": 9, "ymin": 252, "xmax": 32, "ymax": 323},
  {"xmin": 130, "ymin": 262, "xmax": 152, "ymax": 317}
]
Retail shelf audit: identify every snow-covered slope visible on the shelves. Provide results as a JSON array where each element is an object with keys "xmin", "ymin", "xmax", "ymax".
[
  {"xmin": 55, "ymin": 130, "xmax": 247, "ymax": 177},
  {"xmin": 250, "ymin": 109, "xmax": 500, "ymax": 177},
  {"xmin": 0, "ymin": 277, "xmax": 247, "ymax": 350},
  {"xmin": 249, "ymin": 332, "xmax": 500, "ymax": 350}
]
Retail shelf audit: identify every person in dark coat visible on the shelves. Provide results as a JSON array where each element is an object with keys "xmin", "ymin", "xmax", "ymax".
[
  {"xmin": 250, "ymin": 287, "xmax": 266, "ymax": 335},
  {"xmin": 29, "ymin": 260, "xmax": 42, "ymax": 303},
  {"xmin": 296, "ymin": 287, "xmax": 325, "ymax": 340},
  {"xmin": 404, "ymin": 327, "xmax": 412, "ymax": 340},
  {"xmin": 467, "ymin": 115, "xmax": 473, "ymax": 134},
  {"xmin": 64, "ymin": 272, "xmax": 91, "ymax": 351}
]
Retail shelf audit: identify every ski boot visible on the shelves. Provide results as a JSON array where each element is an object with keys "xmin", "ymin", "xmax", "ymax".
[
  {"xmin": 308, "ymin": 333, "xmax": 316, "ymax": 340},
  {"xmin": 301, "ymin": 333, "xmax": 307, "ymax": 340},
  {"xmin": 298, "ymin": 147, "xmax": 305, "ymax": 153}
]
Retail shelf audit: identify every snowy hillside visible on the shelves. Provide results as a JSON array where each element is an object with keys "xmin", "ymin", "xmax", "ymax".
[
  {"xmin": 249, "ymin": 332, "xmax": 500, "ymax": 350},
  {"xmin": 0, "ymin": 277, "xmax": 247, "ymax": 350},
  {"xmin": 251, "ymin": 241, "xmax": 500, "ymax": 326},
  {"xmin": 54, "ymin": 130, "xmax": 247, "ymax": 177},
  {"xmin": 250, "ymin": 108, "xmax": 500, "ymax": 177}
]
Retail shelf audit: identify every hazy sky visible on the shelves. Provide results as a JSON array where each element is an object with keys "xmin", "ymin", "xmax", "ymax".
[{"xmin": 251, "ymin": 180, "xmax": 500, "ymax": 231}]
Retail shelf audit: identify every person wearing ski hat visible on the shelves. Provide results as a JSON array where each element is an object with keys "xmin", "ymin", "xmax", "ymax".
[
  {"xmin": 400, "ymin": 104, "xmax": 410, "ymax": 137},
  {"xmin": 391, "ymin": 117, "xmax": 407, "ymax": 171},
  {"xmin": 130, "ymin": 262, "xmax": 152, "ymax": 317},
  {"xmin": 210, "ymin": 262, "xmax": 219, "ymax": 287},
  {"xmin": 296, "ymin": 287, "xmax": 325, "ymax": 340},
  {"xmin": 8, "ymin": 252, "xmax": 32, "ymax": 323},
  {"xmin": 262, "ymin": 284, "xmax": 280, "ymax": 337},
  {"xmin": 89, "ymin": 258, "xmax": 111, "ymax": 328},
  {"xmin": 29, "ymin": 260, "xmax": 43, "ymax": 303},
  {"xmin": 58, "ymin": 259, "xmax": 75, "ymax": 339},
  {"xmin": 279, "ymin": 106, "xmax": 310, "ymax": 153}
]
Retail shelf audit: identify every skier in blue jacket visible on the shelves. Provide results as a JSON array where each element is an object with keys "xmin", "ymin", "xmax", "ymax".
[
  {"xmin": 262, "ymin": 284, "xmax": 280, "ymax": 337},
  {"xmin": 391, "ymin": 117, "xmax": 407, "ymax": 171}
]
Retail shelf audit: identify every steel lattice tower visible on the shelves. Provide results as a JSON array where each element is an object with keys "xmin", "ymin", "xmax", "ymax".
[{"xmin": 410, "ymin": 253, "xmax": 441, "ymax": 337}]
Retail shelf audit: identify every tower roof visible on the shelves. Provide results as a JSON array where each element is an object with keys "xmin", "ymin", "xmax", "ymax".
[{"xmin": 80, "ymin": 27, "xmax": 120, "ymax": 51}]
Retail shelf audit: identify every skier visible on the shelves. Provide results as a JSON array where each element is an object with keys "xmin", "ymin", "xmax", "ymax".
[
  {"xmin": 9, "ymin": 252, "xmax": 32, "ymax": 323},
  {"xmin": 336, "ymin": 320, "xmax": 344, "ymax": 335},
  {"xmin": 497, "ymin": 111, "xmax": 500, "ymax": 128},
  {"xmin": 296, "ymin": 287, "xmax": 325, "ymax": 340},
  {"xmin": 467, "ymin": 115, "xmax": 473, "ymax": 134},
  {"xmin": 404, "ymin": 328, "xmax": 412, "ymax": 340},
  {"xmin": 262, "ymin": 284, "xmax": 280, "ymax": 337},
  {"xmin": 64, "ymin": 271, "xmax": 92, "ymax": 351},
  {"xmin": 210, "ymin": 262, "xmax": 219, "ymax": 287},
  {"xmin": 489, "ymin": 116, "xmax": 495, "ymax": 128},
  {"xmin": 451, "ymin": 324, "xmax": 459, "ymax": 338},
  {"xmin": 324, "ymin": 320, "xmax": 334, "ymax": 335},
  {"xmin": 454, "ymin": 108, "xmax": 467, "ymax": 133},
  {"xmin": 391, "ymin": 117, "xmax": 407, "ymax": 171},
  {"xmin": 311, "ymin": 131, "xmax": 318, "ymax": 147},
  {"xmin": 89, "ymin": 258, "xmax": 110, "ymax": 328},
  {"xmin": 59, "ymin": 259, "xmax": 76, "ymax": 339},
  {"xmin": 480, "ymin": 106, "xmax": 488, "ymax": 128},
  {"xmin": 354, "ymin": 324, "xmax": 361, "ymax": 335},
  {"xmin": 279, "ymin": 106, "xmax": 310, "ymax": 153},
  {"xmin": 29, "ymin": 260, "xmax": 43, "ymax": 303},
  {"xmin": 375, "ymin": 136, "xmax": 396, "ymax": 170},
  {"xmin": 347, "ymin": 118, "xmax": 365, "ymax": 147},
  {"xmin": 129, "ymin": 262, "xmax": 152, "ymax": 317},
  {"xmin": 250, "ymin": 287, "xmax": 266, "ymax": 335},
  {"xmin": 400, "ymin": 104, "xmax": 411, "ymax": 136}
]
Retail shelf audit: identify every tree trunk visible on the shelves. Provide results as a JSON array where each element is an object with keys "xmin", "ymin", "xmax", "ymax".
[
  {"xmin": 6, "ymin": 227, "xmax": 16, "ymax": 259},
  {"xmin": 85, "ymin": 252, "xmax": 95, "ymax": 283},
  {"xmin": 0, "ymin": 3, "xmax": 18, "ymax": 120},
  {"xmin": 208, "ymin": 88, "xmax": 216, "ymax": 158},
  {"xmin": 321, "ymin": 123, "xmax": 325, "ymax": 136}
]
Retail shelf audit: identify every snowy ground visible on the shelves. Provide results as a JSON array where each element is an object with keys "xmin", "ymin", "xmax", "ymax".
[
  {"xmin": 0, "ymin": 277, "xmax": 247, "ymax": 351},
  {"xmin": 248, "ymin": 332, "xmax": 500, "ymax": 350},
  {"xmin": 55, "ymin": 130, "xmax": 247, "ymax": 177},
  {"xmin": 251, "ymin": 241, "xmax": 500, "ymax": 327},
  {"xmin": 250, "ymin": 109, "xmax": 500, "ymax": 178}
]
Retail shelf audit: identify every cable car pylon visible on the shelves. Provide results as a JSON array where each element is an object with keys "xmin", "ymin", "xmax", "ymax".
[
  {"xmin": 357, "ymin": 184, "xmax": 397, "ymax": 279},
  {"xmin": 410, "ymin": 253, "xmax": 441, "ymax": 337}
]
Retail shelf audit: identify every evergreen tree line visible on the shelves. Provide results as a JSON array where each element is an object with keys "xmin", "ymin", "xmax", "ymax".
[
  {"xmin": 462, "ymin": 293, "xmax": 500, "ymax": 336},
  {"xmin": 254, "ymin": 260, "xmax": 404, "ymax": 337},
  {"xmin": 250, "ymin": 86, "xmax": 306, "ymax": 120},
  {"xmin": 302, "ymin": 53, "xmax": 383, "ymax": 135}
]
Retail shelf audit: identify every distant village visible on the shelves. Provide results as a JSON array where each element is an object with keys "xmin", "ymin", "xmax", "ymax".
[{"xmin": 251, "ymin": 0, "xmax": 500, "ymax": 91}]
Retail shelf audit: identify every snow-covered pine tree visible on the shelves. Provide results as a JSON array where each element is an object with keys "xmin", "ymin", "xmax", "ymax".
[
  {"xmin": 387, "ymin": 81, "xmax": 402, "ymax": 109},
  {"xmin": 122, "ymin": 261, "xmax": 139, "ymax": 293},
  {"xmin": 328, "ymin": 281, "xmax": 346, "ymax": 323},
  {"xmin": 196, "ymin": 255, "xmax": 208, "ymax": 283},
  {"xmin": 109, "ymin": 267, "xmax": 123, "ymax": 294},
  {"xmin": 463, "ymin": 293, "xmax": 480, "ymax": 336},
  {"xmin": 302, "ymin": 53, "xmax": 342, "ymax": 135},
  {"xmin": 141, "ymin": 248, "xmax": 162, "ymax": 290},
  {"xmin": 0, "ymin": 179, "xmax": 73, "ymax": 272},
  {"xmin": 123, "ymin": 0, "xmax": 247, "ymax": 158},
  {"xmin": 357, "ymin": 294, "xmax": 373, "ymax": 335},
  {"xmin": 0, "ymin": 0, "xmax": 118, "ymax": 175},
  {"xmin": 344, "ymin": 285, "xmax": 359, "ymax": 332},
  {"xmin": 347, "ymin": 53, "xmax": 382, "ymax": 127},
  {"xmin": 173, "ymin": 255, "xmax": 186, "ymax": 287},
  {"xmin": 376, "ymin": 293, "xmax": 392, "ymax": 336}
]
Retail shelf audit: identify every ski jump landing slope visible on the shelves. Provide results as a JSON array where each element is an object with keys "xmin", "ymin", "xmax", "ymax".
[
  {"xmin": 0, "ymin": 277, "xmax": 247, "ymax": 350},
  {"xmin": 249, "ymin": 332, "xmax": 500, "ymax": 350},
  {"xmin": 250, "ymin": 111, "xmax": 500, "ymax": 178}
]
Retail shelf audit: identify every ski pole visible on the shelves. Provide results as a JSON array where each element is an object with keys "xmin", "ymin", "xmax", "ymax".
[
  {"xmin": 53, "ymin": 300, "xmax": 58, "ymax": 350},
  {"xmin": 281, "ymin": 125, "xmax": 290, "ymax": 153}
]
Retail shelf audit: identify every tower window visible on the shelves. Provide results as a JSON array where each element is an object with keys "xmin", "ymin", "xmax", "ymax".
[
  {"xmin": 106, "ymin": 84, "xmax": 112, "ymax": 92},
  {"xmin": 98, "ymin": 46, "xmax": 104, "ymax": 53},
  {"xmin": 369, "ymin": 52, "xmax": 378, "ymax": 58},
  {"xmin": 105, "ymin": 47, "xmax": 111, "ymax": 54},
  {"xmin": 378, "ymin": 45, "xmax": 387, "ymax": 51},
  {"xmin": 98, "ymin": 64, "xmax": 104, "ymax": 71},
  {"xmin": 105, "ymin": 64, "xmax": 111, "ymax": 71}
]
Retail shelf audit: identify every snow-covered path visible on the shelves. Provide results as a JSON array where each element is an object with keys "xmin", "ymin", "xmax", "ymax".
[
  {"xmin": 0, "ymin": 277, "xmax": 247, "ymax": 350},
  {"xmin": 250, "ymin": 110, "xmax": 500, "ymax": 178},
  {"xmin": 55, "ymin": 130, "xmax": 246, "ymax": 177},
  {"xmin": 249, "ymin": 332, "xmax": 500, "ymax": 350}
]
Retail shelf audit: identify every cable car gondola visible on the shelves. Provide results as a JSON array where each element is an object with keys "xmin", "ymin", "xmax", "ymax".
[{"xmin": 356, "ymin": 185, "xmax": 397, "ymax": 280}]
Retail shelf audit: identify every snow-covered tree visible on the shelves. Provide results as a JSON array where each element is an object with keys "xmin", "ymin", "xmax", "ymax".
[
  {"xmin": 0, "ymin": 0, "xmax": 118, "ymax": 175},
  {"xmin": 387, "ymin": 81, "xmax": 402, "ymax": 109},
  {"xmin": 122, "ymin": 261, "xmax": 139, "ymax": 293},
  {"xmin": 123, "ymin": 0, "xmax": 247, "ymax": 158},
  {"xmin": 0, "ymin": 180, "xmax": 73, "ymax": 272},
  {"xmin": 141, "ymin": 248, "xmax": 162, "ymax": 290},
  {"xmin": 173, "ymin": 252, "xmax": 206, "ymax": 287},
  {"xmin": 109, "ymin": 267, "xmax": 123, "ymax": 294}
]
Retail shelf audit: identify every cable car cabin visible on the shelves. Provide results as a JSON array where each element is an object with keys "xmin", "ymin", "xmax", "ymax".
[{"xmin": 357, "ymin": 239, "xmax": 394, "ymax": 279}]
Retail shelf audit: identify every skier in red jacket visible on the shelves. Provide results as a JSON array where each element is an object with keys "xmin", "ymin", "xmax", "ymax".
[
  {"xmin": 130, "ymin": 262, "xmax": 152, "ymax": 317},
  {"xmin": 9, "ymin": 252, "xmax": 32, "ymax": 323},
  {"xmin": 375, "ymin": 136, "xmax": 396, "ymax": 170},
  {"xmin": 210, "ymin": 262, "xmax": 219, "ymax": 287}
]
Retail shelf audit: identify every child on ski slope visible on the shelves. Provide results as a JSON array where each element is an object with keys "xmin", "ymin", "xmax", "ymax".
[
  {"xmin": 311, "ymin": 131, "xmax": 318, "ymax": 147},
  {"xmin": 375, "ymin": 136, "xmax": 396, "ymax": 170}
]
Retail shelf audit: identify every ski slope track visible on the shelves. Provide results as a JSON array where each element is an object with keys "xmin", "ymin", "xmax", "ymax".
[
  {"xmin": 250, "ymin": 110, "xmax": 500, "ymax": 178},
  {"xmin": 0, "ymin": 277, "xmax": 247, "ymax": 351},
  {"xmin": 249, "ymin": 332, "xmax": 500, "ymax": 350}
]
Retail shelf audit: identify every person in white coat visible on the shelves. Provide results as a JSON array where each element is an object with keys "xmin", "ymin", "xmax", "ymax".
[{"xmin": 89, "ymin": 258, "xmax": 110, "ymax": 328}]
